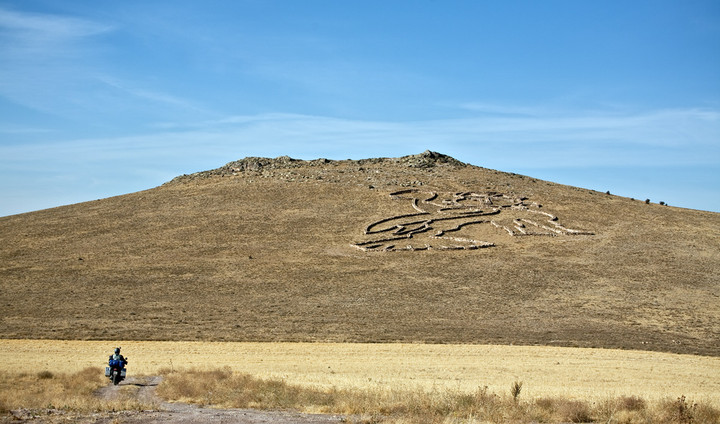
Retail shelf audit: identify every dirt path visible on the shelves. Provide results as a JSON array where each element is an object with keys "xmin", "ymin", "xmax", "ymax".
[
  {"xmin": 99, "ymin": 376, "xmax": 347, "ymax": 424},
  {"xmin": 8, "ymin": 376, "xmax": 348, "ymax": 424}
]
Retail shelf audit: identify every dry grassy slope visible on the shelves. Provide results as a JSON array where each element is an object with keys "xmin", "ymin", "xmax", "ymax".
[{"xmin": 1, "ymin": 152, "xmax": 718, "ymax": 356}]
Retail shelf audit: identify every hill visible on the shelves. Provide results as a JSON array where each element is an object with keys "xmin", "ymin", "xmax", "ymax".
[{"xmin": 1, "ymin": 151, "xmax": 718, "ymax": 356}]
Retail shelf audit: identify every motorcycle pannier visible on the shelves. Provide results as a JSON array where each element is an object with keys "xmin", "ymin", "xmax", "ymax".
[{"xmin": 104, "ymin": 367, "xmax": 111, "ymax": 377}]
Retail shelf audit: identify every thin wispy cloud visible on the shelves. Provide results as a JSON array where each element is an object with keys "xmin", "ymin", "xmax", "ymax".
[
  {"xmin": 0, "ymin": 7, "xmax": 209, "ymax": 126},
  {"xmin": 144, "ymin": 105, "xmax": 720, "ymax": 157},
  {"xmin": 95, "ymin": 76, "xmax": 211, "ymax": 115},
  {"xmin": 0, "ymin": 6, "xmax": 111, "ymax": 41},
  {"xmin": 455, "ymin": 103, "xmax": 552, "ymax": 117},
  {"xmin": 0, "ymin": 2, "xmax": 718, "ymax": 216},
  {"xmin": 4, "ymin": 106, "xmax": 717, "ymax": 166},
  {"xmin": 0, "ymin": 125, "xmax": 54, "ymax": 134},
  {"xmin": 0, "ymin": 7, "xmax": 114, "ymax": 116},
  {"xmin": 2, "ymin": 105, "xmax": 717, "ymax": 216}
]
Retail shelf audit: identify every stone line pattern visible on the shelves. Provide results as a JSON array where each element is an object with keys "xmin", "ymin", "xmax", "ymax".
[{"xmin": 351, "ymin": 190, "xmax": 593, "ymax": 252}]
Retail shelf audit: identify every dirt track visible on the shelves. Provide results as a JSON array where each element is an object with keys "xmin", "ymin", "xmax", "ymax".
[{"xmin": 7, "ymin": 376, "xmax": 346, "ymax": 424}]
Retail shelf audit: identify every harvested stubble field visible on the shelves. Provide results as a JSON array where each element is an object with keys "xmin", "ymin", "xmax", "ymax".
[{"xmin": 1, "ymin": 340, "xmax": 718, "ymax": 406}]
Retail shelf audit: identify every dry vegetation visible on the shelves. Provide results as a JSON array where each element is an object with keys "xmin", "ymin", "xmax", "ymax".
[
  {"xmin": 155, "ymin": 368, "xmax": 720, "ymax": 423},
  {"xmin": 1, "ymin": 362, "xmax": 717, "ymax": 423},
  {"xmin": 0, "ymin": 367, "xmax": 155, "ymax": 417},
  {"xmin": 1, "ymin": 152, "xmax": 718, "ymax": 356},
  {"xmin": 2, "ymin": 340, "xmax": 718, "ymax": 407}
]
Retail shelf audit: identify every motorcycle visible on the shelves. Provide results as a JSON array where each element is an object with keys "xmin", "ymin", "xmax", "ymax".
[{"xmin": 105, "ymin": 357, "xmax": 128, "ymax": 385}]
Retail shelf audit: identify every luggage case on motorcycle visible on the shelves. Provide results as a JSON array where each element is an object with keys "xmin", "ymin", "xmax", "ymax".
[{"xmin": 105, "ymin": 367, "xmax": 111, "ymax": 377}]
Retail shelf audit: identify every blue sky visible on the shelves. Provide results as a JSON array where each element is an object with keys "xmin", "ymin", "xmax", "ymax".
[{"xmin": 1, "ymin": 0, "xmax": 718, "ymax": 216}]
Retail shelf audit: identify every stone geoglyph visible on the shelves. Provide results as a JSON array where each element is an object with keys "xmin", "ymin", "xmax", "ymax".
[{"xmin": 352, "ymin": 189, "xmax": 593, "ymax": 251}]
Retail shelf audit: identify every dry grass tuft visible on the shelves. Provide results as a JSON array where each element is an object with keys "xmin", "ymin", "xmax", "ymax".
[
  {"xmin": 657, "ymin": 395, "xmax": 720, "ymax": 424},
  {"xmin": 0, "ymin": 367, "xmax": 155, "ymax": 415},
  {"xmin": 36, "ymin": 370, "xmax": 54, "ymax": 380},
  {"xmin": 619, "ymin": 395, "xmax": 648, "ymax": 412},
  {"xmin": 156, "ymin": 368, "xmax": 720, "ymax": 423}
]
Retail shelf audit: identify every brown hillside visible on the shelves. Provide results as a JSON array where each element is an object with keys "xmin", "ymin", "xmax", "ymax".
[{"xmin": 1, "ymin": 151, "xmax": 718, "ymax": 355}]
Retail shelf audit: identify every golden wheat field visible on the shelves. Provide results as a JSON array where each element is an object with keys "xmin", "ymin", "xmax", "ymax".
[{"xmin": 2, "ymin": 340, "xmax": 718, "ymax": 406}]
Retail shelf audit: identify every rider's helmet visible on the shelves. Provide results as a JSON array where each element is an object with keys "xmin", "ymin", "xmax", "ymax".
[{"xmin": 115, "ymin": 347, "xmax": 121, "ymax": 354}]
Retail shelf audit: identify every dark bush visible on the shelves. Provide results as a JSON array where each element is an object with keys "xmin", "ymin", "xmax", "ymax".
[
  {"xmin": 619, "ymin": 395, "xmax": 647, "ymax": 412},
  {"xmin": 37, "ymin": 371, "xmax": 54, "ymax": 379}
]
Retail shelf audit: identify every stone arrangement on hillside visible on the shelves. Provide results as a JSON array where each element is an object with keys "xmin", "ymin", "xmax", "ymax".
[
  {"xmin": 167, "ymin": 151, "xmax": 594, "ymax": 252},
  {"xmin": 352, "ymin": 189, "xmax": 593, "ymax": 251}
]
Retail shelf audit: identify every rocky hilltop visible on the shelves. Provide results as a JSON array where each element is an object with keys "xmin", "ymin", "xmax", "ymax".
[{"xmin": 170, "ymin": 150, "xmax": 468, "ymax": 183}]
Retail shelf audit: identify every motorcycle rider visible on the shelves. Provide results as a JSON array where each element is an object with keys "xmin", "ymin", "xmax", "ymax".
[
  {"xmin": 107, "ymin": 347, "xmax": 128, "ymax": 385},
  {"xmin": 109, "ymin": 347, "xmax": 128, "ymax": 367}
]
